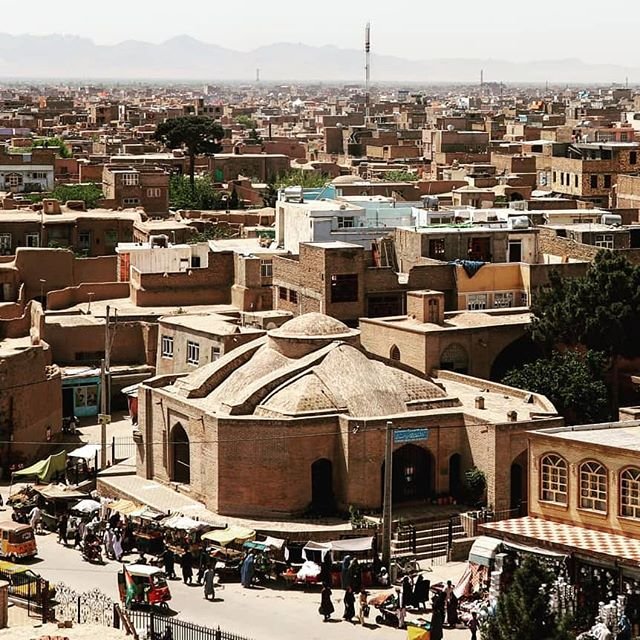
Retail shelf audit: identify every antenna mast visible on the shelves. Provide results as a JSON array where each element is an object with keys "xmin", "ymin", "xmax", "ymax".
[{"xmin": 365, "ymin": 22, "xmax": 371, "ymax": 118}]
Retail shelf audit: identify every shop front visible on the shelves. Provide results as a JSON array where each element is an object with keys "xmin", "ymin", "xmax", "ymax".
[{"xmin": 61, "ymin": 367, "xmax": 101, "ymax": 419}]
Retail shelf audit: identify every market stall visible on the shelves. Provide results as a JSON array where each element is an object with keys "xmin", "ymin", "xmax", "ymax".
[{"xmin": 12, "ymin": 451, "xmax": 67, "ymax": 485}]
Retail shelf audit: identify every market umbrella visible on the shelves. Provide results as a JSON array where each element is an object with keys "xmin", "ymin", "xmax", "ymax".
[
  {"xmin": 201, "ymin": 525, "xmax": 255, "ymax": 546},
  {"xmin": 72, "ymin": 499, "xmax": 101, "ymax": 514}
]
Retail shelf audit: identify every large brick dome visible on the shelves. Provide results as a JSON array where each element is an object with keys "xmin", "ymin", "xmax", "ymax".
[{"xmin": 268, "ymin": 312, "xmax": 358, "ymax": 339}]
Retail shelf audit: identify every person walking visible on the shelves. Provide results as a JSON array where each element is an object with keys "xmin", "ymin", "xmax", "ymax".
[
  {"xmin": 180, "ymin": 549, "xmax": 193, "ymax": 585},
  {"xmin": 358, "ymin": 589, "xmax": 369, "ymax": 625},
  {"xmin": 343, "ymin": 586, "xmax": 355, "ymax": 622},
  {"xmin": 468, "ymin": 610, "xmax": 479, "ymax": 640},
  {"xmin": 319, "ymin": 583, "xmax": 334, "ymax": 622},
  {"xmin": 57, "ymin": 513, "xmax": 68, "ymax": 546},
  {"xmin": 203, "ymin": 564, "xmax": 216, "ymax": 601},
  {"xmin": 28, "ymin": 504, "xmax": 42, "ymax": 534},
  {"xmin": 240, "ymin": 552, "xmax": 255, "ymax": 588},
  {"xmin": 163, "ymin": 547, "xmax": 176, "ymax": 579}
]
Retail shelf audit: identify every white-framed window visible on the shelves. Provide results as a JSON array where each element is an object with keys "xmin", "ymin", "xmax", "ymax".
[
  {"xmin": 467, "ymin": 293, "xmax": 487, "ymax": 310},
  {"xmin": 123, "ymin": 173, "xmax": 139, "ymax": 186},
  {"xmin": 337, "ymin": 216, "xmax": 355, "ymax": 229},
  {"xmin": 595, "ymin": 234, "xmax": 614, "ymax": 249},
  {"xmin": 260, "ymin": 260, "xmax": 272, "ymax": 278},
  {"xmin": 31, "ymin": 171, "xmax": 47, "ymax": 180},
  {"xmin": 146, "ymin": 188, "xmax": 161, "ymax": 198},
  {"xmin": 186, "ymin": 341, "xmax": 200, "ymax": 365},
  {"xmin": 520, "ymin": 291, "xmax": 529, "ymax": 307},
  {"xmin": 620, "ymin": 467, "xmax": 640, "ymax": 519},
  {"xmin": 493, "ymin": 292, "xmax": 513, "ymax": 309},
  {"xmin": 161, "ymin": 335, "xmax": 174, "ymax": 359},
  {"xmin": 579, "ymin": 460, "xmax": 607, "ymax": 512},
  {"xmin": 25, "ymin": 233, "xmax": 39, "ymax": 247},
  {"xmin": 0, "ymin": 233, "xmax": 11, "ymax": 251},
  {"xmin": 540, "ymin": 454, "xmax": 568, "ymax": 505},
  {"xmin": 123, "ymin": 197, "xmax": 140, "ymax": 206},
  {"xmin": 211, "ymin": 344, "xmax": 221, "ymax": 361},
  {"xmin": 5, "ymin": 173, "xmax": 22, "ymax": 188}
]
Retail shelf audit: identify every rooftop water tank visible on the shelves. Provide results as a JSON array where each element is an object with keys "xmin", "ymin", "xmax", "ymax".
[
  {"xmin": 601, "ymin": 213, "xmax": 622, "ymax": 226},
  {"xmin": 509, "ymin": 216, "xmax": 530, "ymax": 230}
]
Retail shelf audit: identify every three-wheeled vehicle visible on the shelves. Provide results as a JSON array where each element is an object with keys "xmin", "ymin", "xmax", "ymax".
[
  {"xmin": 0, "ymin": 522, "xmax": 37, "ymax": 561},
  {"xmin": 117, "ymin": 564, "xmax": 171, "ymax": 609}
]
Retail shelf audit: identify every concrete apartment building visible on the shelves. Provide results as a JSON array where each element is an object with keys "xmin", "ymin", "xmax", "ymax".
[
  {"xmin": 101, "ymin": 164, "xmax": 170, "ymax": 213},
  {"xmin": 0, "ymin": 145, "xmax": 55, "ymax": 193},
  {"xmin": 135, "ymin": 312, "xmax": 561, "ymax": 517}
]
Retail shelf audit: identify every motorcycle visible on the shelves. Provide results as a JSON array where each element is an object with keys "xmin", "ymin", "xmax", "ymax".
[{"xmin": 81, "ymin": 541, "xmax": 103, "ymax": 564}]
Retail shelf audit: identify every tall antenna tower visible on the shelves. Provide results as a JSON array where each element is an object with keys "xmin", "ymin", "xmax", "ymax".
[
  {"xmin": 365, "ymin": 22, "xmax": 371, "ymax": 116},
  {"xmin": 256, "ymin": 68, "xmax": 260, "ymax": 83}
]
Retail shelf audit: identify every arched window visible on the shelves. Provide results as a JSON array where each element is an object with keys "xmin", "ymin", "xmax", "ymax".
[
  {"xmin": 390, "ymin": 345, "xmax": 401, "ymax": 361},
  {"xmin": 620, "ymin": 467, "xmax": 640, "ymax": 519},
  {"xmin": 540, "ymin": 454, "xmax": 567, "ymax": 505},
  {"xmin": 579, "ymin": 461, "xmax": 607, "ymax": 512}
]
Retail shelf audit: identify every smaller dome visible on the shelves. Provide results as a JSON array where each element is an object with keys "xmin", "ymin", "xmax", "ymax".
[
  {"xmin": 269, "ymin": 313, "xmax": 358, "ymax": 339},
  {"xmin": 332, "ymin": 175, "xmax": 360, "ymax": 185}
]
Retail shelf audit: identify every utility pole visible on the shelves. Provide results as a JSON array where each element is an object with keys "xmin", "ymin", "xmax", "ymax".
[
  {"xmin": 99, "ymin": 305, "xmax": 111, "ymax": 469},
  {"xmin": 382, "ymin": 420, "xmax": 393, "ymax": 566}
]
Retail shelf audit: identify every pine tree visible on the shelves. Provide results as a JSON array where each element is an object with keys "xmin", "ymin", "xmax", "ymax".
[{"xmin": 483, "ymin": 555, "xmax": 574, "ymax": 640}]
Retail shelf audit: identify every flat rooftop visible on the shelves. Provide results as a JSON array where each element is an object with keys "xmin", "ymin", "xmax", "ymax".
[
  {"xmin": 361, "ymin": 309, "xmax": 532, "ymax": 333},
  {"xmin": 531, "ymin": 420, "xmax": 640, "ymax": 451},
  {"xmin": 159, "ymin": 314, "xmax": 263, "ymax": 337},
  {"xmin": 0, "ymin": 336, "xmax": 35, "ymax": 357},
  {"xmin": 0, "ymin": 208, "xmax": 142, "ymax": 223}
]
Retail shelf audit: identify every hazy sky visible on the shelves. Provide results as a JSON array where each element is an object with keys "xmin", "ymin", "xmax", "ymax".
[{"xmin": 3, "ymin": 0, "xmax": 636, "ymax": 64}]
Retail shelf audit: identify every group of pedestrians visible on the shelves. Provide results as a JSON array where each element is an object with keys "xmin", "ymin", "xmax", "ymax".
[{"xmin": 319, "ymin": 583, "xmax": 370, "ymax": 624}]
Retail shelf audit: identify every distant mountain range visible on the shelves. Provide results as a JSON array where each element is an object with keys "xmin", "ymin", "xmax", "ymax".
[{"xmin": 0, "ymin": 33, "xmax": 636, "ymax": 84}]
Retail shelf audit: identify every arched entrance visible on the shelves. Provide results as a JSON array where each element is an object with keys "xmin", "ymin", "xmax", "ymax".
[
  {"xmin": 311, "ymin": 458, "xmax": 334, "ymax": 514},
  {"xmin": 449, "ymin": 453, "xmax": 463, "ymax": 499},
  {"xmin": 171, "ymin": 423, "xmax": 190, "ymax": 484},
  {"xmin": 384, "ymin": 445, "xmax": 433, "ymax": 503},
  {"xmin": 390, "ymin": 345, "xmax": 401, "ymax": 361},
  {"xmin": 490, "ymin": 335, "xmax": 541, "ymax": 381}
]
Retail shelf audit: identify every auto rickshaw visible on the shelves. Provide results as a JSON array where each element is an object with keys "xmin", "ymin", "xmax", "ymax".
[
  {"xmin": 117, "ymin": 564, "xmax": 171, "ymax": 609},
  {"xmin": 0, "ymin": 522, "xmax": 37, "ymax": 561}
]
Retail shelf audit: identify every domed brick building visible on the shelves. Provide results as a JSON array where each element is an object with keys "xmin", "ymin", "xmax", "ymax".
[{"xmin": 136, "ymin": 313, "xmax": 560, "ymax": 517}]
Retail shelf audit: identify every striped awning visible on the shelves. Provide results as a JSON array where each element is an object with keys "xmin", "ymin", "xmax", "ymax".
[{"xmin": 481, "ymin": 516, "xmax": 640, "ymax": 565}]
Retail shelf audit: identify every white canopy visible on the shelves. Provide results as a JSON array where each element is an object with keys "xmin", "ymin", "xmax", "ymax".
[
  {"xmin": 68, "ymin": 444, "xmax": 101, "ymax": 461},
  {"xmin": 72, "ymin": 499, "xmax": 101, "ymax": 514},
  {"xmin": 161, "ymin": 513, "xmax": 209, "ymax": 531}
]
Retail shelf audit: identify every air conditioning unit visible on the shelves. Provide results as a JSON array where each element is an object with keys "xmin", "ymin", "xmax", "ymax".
[
  {"xmin": 509, "ymin": 216, "xmax": 530, "ymax": 230},
  {"xmin": 601, "ymin": 213, "xmax": 622, "ymax": 226}
]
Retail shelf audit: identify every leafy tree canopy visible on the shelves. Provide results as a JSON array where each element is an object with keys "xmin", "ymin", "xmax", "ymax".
[
  {"xmin": 29, "ymin": 183, "xmax": 103, "ymax": 208},
  {"xmin": 169, "ymin": 175, "xmax": 223, "ymax": 210},
  {"xmin": 531, "ymin": 251, "xmax": 640, "ymax": 359},
  {"xmin": 236, "ymin": 115, "xmax": 257, "ymax": 129},
  {"xmin": 483, "ymin": 555, "xmax": 574, "ymax": 640},
  {"xmin": 383, "ymin": 169, "xmax": 417, "ymax": 182},
  {"xmin": 274, "ymin": 169, "xmax": 329, "ymax": 189},
  {"xmin": 503, "ymin": 350, "xmax": 610, "ymax": 425},
  {"xmin": 35, "ymin": 137, "xmax": 72, "ymax": 158},
  {"xmin": 155, "ymin": 116, "xmax": 224, "ymax": 188}
]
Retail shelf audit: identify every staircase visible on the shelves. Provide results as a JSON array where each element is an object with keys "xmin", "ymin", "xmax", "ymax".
[{"xmin": 392, "ymin": 516, "xmax": 466, "ymax": 562}]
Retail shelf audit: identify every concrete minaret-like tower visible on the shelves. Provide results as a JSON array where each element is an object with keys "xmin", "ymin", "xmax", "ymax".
[{"xmin": 365, "ymin": 22, "xmax": 371, "ymax": 116}]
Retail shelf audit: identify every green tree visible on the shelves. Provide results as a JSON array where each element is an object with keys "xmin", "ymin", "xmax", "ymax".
[
  {"xmin": 483, "ymin": 555, "xmax": 574, "ymax": 640},
  {"xmin": 35, "ymin": 137, "xmax": 72, "ymax": 158},
  {"xmin": 155, "ymin": 116, "xmax": 224, "ymax": 191},
  {"xmin": 236, "ymin": 114, "xmax": 257, "ymax": 129},
  {"xmin": 262, "ymin": 181, "xmax": 278, "ymax": 208},
  {"xmin": 29, "ymin": 183, "xmax": 103, "ymax": 208},
  {"xmin": 530, "ymin": 250, "xmax": 640, "ymax": 409},
  {"xmin": 247, "ymin": 127, "xmax": 262, "ymax": 144},
  {"xmin": 169, "ymin": 175, "xmax": 223, "ymax": 210},
  {"xmin": 274, "ymin": 169, "xmax": 328, "ymax": 189},
  {"xmin": 503, "ymin": 350, "xmax": 610, "ymax": 424},
  {"xmin": 383, "ymin": 169, "xmax": 417, "ymax": 182}
]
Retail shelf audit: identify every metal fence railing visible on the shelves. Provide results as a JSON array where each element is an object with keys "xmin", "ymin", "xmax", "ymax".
[
  {"xmin": 126, "ymin": 609, "xmax": 254, "ymax": 640},
  {"xmin": 0, "ymin": 565, "xmax": 50, "ymax": 619},
  {"xmin": 111, "ymin": 436, "xmax": 136, "ymax": 463}
]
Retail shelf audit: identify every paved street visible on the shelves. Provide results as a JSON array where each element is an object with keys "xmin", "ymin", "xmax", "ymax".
[{"xmin": 11, "ymin": 525, "xmax": 471, "ymax": 640}]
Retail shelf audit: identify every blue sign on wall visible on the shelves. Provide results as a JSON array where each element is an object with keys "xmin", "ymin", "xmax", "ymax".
[{"xmin": 394, "ymin": 428, "xmax": 429, "ymax": 444}]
